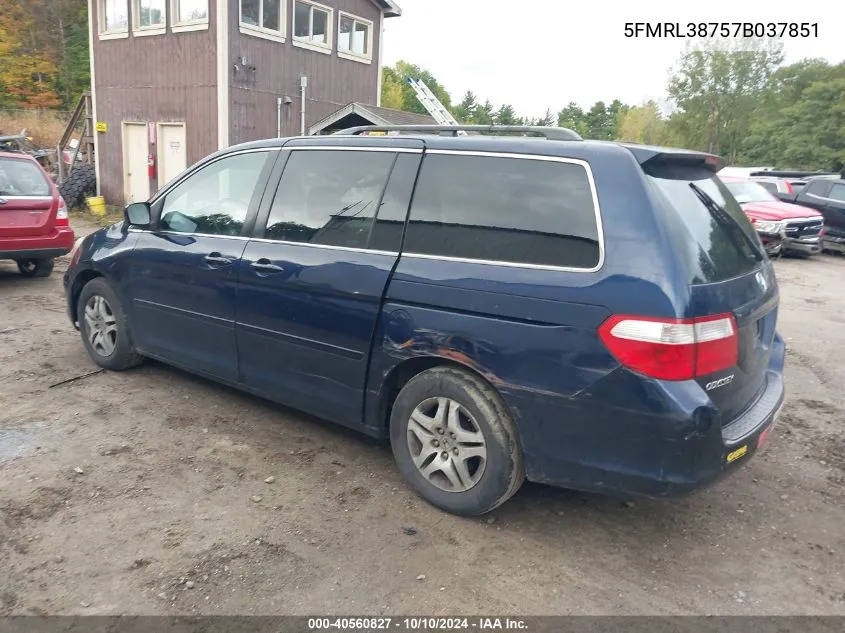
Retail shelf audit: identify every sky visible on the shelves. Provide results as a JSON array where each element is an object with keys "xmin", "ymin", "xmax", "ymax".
[{"xmin": 381, "ymin": 0, "xmax": 843, "ymax": 118}]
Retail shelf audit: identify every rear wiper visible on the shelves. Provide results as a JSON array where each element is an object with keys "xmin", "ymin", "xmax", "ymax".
[{"xmin": 689, "ymin": 183, "xmax": 764, "ymax": 262}]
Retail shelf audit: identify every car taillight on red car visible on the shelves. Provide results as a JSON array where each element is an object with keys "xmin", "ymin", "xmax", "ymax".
[
  {"xmin": 56, "ymin": 197, "xmax": 69, "ymax": 227},
  {"xmin": 598, "ymin": 313, "xmax": 739, "ymax": 381}
]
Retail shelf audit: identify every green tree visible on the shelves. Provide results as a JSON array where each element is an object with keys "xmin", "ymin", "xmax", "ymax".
[
  {"xmin": 557, "ymin": 103, "xmax": 588, "ymax": 137},
  {"xmin": 475, "ymin": 99, "xmax": 495, "ymax": 125},
  {"xmin": 617, "ymin": 101, "xmax": 668, "ymax": 145},
  {"xmin": 535, "ymin": 108, "xmax": 554, "ymax": 126},
  {"xmin": 389, "ymin": 61, "xmax": 453, "ymax": 116},
  {"xmin": 454, "ymin": 91, "xmax": 478, "ymax": 123},
  {"xmin": 667, "ymin": 37, "xmax": 783, "ymax": 161},
  {"xmin": 380, "ymin": 66, "xmax": 406, "ymax": 110},
  {"xmin": 494, "ymin": 104, "xmax": 520, "ymax": 125}
]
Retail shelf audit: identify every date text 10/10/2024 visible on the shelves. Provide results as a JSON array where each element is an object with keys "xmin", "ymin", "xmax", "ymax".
[
  {"xmin": 624, "ymin": 22, "xmax": 819, "ymax": 38},
  {"xmin": 308, "ymin": 617, "xmax": 529, "ymax": 630}
]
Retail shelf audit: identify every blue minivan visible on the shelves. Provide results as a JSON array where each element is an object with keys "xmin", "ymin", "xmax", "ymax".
[{"xmin": 64, "ymin": 125, "xmax": 785, "ymax": 516}]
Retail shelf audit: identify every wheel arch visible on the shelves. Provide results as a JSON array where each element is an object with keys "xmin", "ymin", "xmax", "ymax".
[
  {"xmin": 376, "ymin": 354, "xmax": 513, "ymax": 435},
  {"xmin": 70, "ymin": 268, "xmax": 105, "ymax": 324}
]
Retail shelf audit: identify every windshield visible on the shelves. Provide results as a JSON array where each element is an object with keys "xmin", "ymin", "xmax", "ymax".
[
  {"xmin": 645, "ymin": 163, "xmax": 765, "ymax": 284},
  {"xmin": 0, "ymin": 158, "xmax": 51, "ymax": 197},
  {"xmin": 724, "ymin": 181, "xmax": 777, "ymax": 203}
]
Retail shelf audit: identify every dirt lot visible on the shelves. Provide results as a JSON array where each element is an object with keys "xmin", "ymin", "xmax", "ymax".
[{"xmin": 1, "ymin": 217, "xmax": 844, "ymax": 616}]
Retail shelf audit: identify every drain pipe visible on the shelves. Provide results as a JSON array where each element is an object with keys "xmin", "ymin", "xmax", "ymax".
[
  {"xmin": 300, "ymin": 75, "xmax": 308, "ymax": 136},
  {"xmin": 276, "ymin": 97, "xmax": 282, "ymax": 137}
]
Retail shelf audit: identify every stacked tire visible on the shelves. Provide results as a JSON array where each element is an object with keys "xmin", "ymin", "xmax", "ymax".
[{"xmin": 59, "ymin": 164, "xmax": 97, "ymax": 209}]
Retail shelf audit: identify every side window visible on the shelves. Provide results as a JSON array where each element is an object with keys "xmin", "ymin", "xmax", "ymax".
[
  {"xmin": 757, "ymin": 181, "xmax": 777, "ymax": 195},
  {"xmin": 263, "ymin": 150, "xmax": 394, "ymax": 248},
  {"xmin": 829, "ymin": 183, "xmax": 845, "ymax": 202},
  {"xmin": 160, "ymin": 151, "xmax": 270, "ymax": 236},
  {"xmin": 805, "ymin": 180, "xmax": 831, "ymax": 197},
  {"xmin": 369, "ymin": 153, "xmax": 420, "ymax": 252},
  {"xmin": 405, "ymin": 154, "xmax": 600, "ymax": 269}
]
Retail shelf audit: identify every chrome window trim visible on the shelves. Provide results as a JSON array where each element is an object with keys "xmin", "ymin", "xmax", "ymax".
[
  {"xmin": 248, "ymin": 238, "xmax": 397, "ymax": 256},
  {"xmin": 127, "ymin": 228, "xmax": 398, "ymax": 255},
  {"xmin": 404, "ymin": 149, "xmax": 606, "ymax": 274},
  {"xmin": 805, "ymin": 190, "xmax": 845, "ymax": 204},
  {"xmin": 0, "ymin": 196, "xmax": 54, "ymax": 201},
  {"xmin": 289, "ymin": 146, "xmax": 423, "ymax": 154}
]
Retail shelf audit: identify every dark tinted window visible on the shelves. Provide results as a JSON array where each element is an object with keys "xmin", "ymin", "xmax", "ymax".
[
  {"xmin": 369, "ymin": 154, "xmax": 420, "ymax": 252},
  {"xmin": 0, "ymin": 158, "xmax": 51, "ymax": 196},
  {"xmin": 805, "ymin": 179, "xmax": 832, "ymax": 196},
  {"xmin": 829, "ymin": 183, "xmax": 845, "ymax": 202},
  {"xmin": 405, "ymin": 154, "xmax": 600, "ymax": 269},
  {"xmin": 264, "ymin": 150, "xmax": 394, "ymax": 248},
  {"xmin": 160, "ymin": 151, "xmax": 270, "ymax": 236},
  {"xmin": 646, "ymin": 164, "xmax": 764, "ymax": 284}
]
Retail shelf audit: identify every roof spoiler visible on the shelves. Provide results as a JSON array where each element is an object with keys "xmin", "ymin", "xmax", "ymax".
[
  {"xmin": 622, "ymin": 144, "xmax": 725, "ymax": 173},
  {"xmin": 333, "ymin": 124, "xmax": 583, "ymax": 141}
]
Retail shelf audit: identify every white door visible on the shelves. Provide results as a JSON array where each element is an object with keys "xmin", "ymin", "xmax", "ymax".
[
  {"xmin": 122, "ymin": 122, "xmax": 150, "ymax": 204},
  {"xmin": 157, "ymin": 123, "xmax": 187, "ymax": 188}
]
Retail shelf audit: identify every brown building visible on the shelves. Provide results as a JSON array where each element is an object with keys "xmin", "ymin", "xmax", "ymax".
[{"xmin": 87, "ymin": 0, "xmax": 407, "ymax": 205}]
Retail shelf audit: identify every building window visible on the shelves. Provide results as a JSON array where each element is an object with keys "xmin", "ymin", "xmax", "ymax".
[
  {"xmin": 293, "ymin": 1, "xmax": 332, "ymax": 52},
  {"xmin": 171, "ymin": 0, "xmax": 208, "ymax": 31},
  {"xmin": 240, "ymin": 0, "xmax": 284, "ymax": 39},
  {"xmin": 99, "ymin": 0, "xmax": 129, "ymax": 39},
  {"xmin": 338, "ymin": 12, "xmax": 372, "ymax": 62},
  {"xmin": 133, "ymin": 0, "xmax": 166, "ymax": 35}
]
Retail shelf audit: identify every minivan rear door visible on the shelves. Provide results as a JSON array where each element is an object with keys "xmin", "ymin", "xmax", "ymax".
[
  {"xmin": 0, "ymin": 156, "xmax": 55, "ymax": 236},
  {"xmin": 644, "ymin": 161, "xmax": 778, "ymax": 422},
  {"xmin": 236, "ymin": 138, "xmax": 424, "ymax": 429}
]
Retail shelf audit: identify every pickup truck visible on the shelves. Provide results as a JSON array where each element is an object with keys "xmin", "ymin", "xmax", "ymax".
[{"xmin": 780, "ymin": 177, "xmax": 845, "ymax": 254}]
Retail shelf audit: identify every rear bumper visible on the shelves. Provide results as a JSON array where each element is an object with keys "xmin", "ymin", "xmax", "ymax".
[
  {"xmin": 784, "ymin": 236, "xmax": 821, "ymax": 255},
  {"xmin": 0, "ymin": 228, "xmax": 75, "ymax": 260},
  {"xmin": 514, "ymin": 333, "xmax": 787, "ymax": 498}
]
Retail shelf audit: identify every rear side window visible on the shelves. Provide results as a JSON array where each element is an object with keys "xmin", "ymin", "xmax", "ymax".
[
  {"xmin": 0, "ymin": 158, "xmax": 51, "ymax": 197},
  {"xmin": 264, "ymin": 149, "xmax": 395, "ymax": 248},
  {"xmin": 829, "ymin": 183, "xmax": 845, "ymax": 202},
  {"xmin": 757, "ymin": 181, "xmax": 778, "ymax": 195},
  {"xmin": 646, "ymin": 163, "xmax": 764, "ymax": 283},
  {"xmin": 404, "ymin": 154, "xmax": 600, "ymax": 269}
]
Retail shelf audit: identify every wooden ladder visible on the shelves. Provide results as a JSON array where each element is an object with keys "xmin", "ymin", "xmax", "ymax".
[{"xmin": 57, "ymin": 92, "xmax": 95, "ymax": 185}]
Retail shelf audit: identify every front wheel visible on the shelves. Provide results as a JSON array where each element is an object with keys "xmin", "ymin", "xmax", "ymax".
[
  {"xmin": 77, "ymin": 278, "xmax": 142, "ymax": 371},
  {"xmin": 389, "ymin": 366, "xmax": 524, "ymax": 516},
  {"xmin": 17, "ymin": 258, "xmax": 54, "ymax": 278}
]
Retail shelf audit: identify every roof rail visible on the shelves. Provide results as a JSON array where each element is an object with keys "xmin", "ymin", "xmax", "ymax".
[
  {"xmin": 749, "ymin": 169, "xmax": 839, "ymax": 178},
  {"xmin": 333, "ymin": 124, "xmax": 583, "ymax": 141}
]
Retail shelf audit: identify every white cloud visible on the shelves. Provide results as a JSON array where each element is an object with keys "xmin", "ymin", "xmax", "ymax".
[{"xmin": 383, "ymin": 0, "xmax": 842, "ymax": 117}]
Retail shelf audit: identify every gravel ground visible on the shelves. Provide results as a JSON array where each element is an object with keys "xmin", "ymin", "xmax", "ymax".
[{"xmin": 1, "ymin": 218, "xmax": 844, "ymax": 616}]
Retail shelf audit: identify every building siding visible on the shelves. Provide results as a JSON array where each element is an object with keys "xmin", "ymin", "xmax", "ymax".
[
  {"xmin": 228, "ymin": 0, "xmax": 382, "ymax": 145},
  {"xmin": 92, "ymin": 4, "xmax": 218, "ymax": 204}
]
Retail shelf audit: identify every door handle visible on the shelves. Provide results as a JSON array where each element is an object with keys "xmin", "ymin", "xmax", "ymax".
[
  {"xmin": 250, "ymin": 258, "xmax": 285, "ymax": 274},
  {"xmin": 204, "ymin": 252, "xmax": 233, "ymax": 267}
]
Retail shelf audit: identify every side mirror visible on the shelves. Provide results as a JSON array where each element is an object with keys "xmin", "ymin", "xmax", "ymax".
[{"xmin": 125, "ymin": 202, "xmax": 151, "ymax": 227}]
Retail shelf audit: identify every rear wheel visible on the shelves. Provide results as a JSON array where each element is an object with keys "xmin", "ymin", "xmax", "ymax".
[
  {"xmin": 389, "ymin": 366, "xmax": 524, "ymax": 516},
  {"xmin": 77, "ymin": 278, "xmax": 142, "ymax": 371},
  {"xmin": 17, "ymin": 258, "xmax": 54, "ymax": 278}
]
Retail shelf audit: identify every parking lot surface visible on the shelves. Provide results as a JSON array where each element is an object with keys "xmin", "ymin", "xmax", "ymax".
[{"xmin": 1, "ymin": 218, "xmax": 844, "ymax": 615}]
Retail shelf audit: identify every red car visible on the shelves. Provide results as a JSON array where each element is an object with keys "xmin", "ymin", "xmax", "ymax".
[
  {"xmin": 0, "ymin": 151, "xmax": 75, "ymax": 277},
  {"xmin": 719, "ymin": 175, "xmax": 823, "ymax": 257}
]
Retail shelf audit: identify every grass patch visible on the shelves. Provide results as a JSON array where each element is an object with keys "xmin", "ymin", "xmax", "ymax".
[{"xmin": 0, "ymin": 111, "xmax": 70, "ymax": 149}]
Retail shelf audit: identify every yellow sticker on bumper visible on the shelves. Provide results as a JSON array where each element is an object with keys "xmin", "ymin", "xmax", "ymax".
[{"xmin": 727, "ymin": 445, "xmax": 748, "ymax": 463}]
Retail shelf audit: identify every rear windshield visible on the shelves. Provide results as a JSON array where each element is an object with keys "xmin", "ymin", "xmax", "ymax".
[
  {"xmin": 724, "ymin": 181, "xmax": 777, "ymax": 203},
  {"xmin": 0, "ymin": 158, "xmax": 51, "ymax": 197},
  {"xmin": 645, "ymin": 163, "xmax": 765, "ymax": 284}
]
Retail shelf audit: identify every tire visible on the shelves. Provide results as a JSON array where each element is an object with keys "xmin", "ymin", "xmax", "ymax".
[
  {"xmin": 77, "ymin": 277, "xmax": 142, "ymax": 371},
  {"xmin": 17, "ymin": 258, "xmax": 55, "ymax": 278},
  {"xmin": 389, "ymin": 366, "xmax": 524, "ymax": 516},
  {"xmin": 59, "ymin": 164, "xmax": 97, "ymax": 209}
]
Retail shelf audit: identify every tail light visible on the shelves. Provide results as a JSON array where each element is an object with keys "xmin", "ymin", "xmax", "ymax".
[
  {"xmin": 598, "ymin": 313, "xmax": 739, "ymax": 381},
  {"xmin": 784, "ymin": 181, "xmax": 794, "ymax": 194},
  {"xmin": 55, "ymin": 197, "xmax": 69, "ymax": 227}
]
